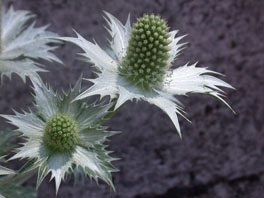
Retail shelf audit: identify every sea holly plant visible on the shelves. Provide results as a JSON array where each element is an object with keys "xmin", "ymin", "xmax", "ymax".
[
  {"xmin": 0, "ymin": 77, "xmax": 118, "ymax": 194},
  {"xmin": 58, "ymin": 12, "xmax": 235, "ymax": 137},
  {"xmin": 0, "ymin": 3, "xmax": 61, "ymax": 83}
]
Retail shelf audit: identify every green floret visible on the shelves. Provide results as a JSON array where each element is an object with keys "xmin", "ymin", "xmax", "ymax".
[
  {"xmin": 44, "ymin": 114, "xmax": 80, "ymax": 152},
  {"xmin": 120, "ymin": 14, "xmax": 171, "ymax": 90}
]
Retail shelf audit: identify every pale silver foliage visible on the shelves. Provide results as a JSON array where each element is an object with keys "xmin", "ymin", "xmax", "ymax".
[
  {"xmin": 0, "ymin": 7, "xmax": 62, "ymax": 83},
  {"xmin": 58, "ymin": 12, "xmax": 235, "ymax": 137}
]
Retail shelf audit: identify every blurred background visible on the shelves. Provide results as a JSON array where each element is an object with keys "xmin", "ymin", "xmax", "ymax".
[{"xmin": 0, "ymin": 0, "xmax": 264, "ymax": 197}]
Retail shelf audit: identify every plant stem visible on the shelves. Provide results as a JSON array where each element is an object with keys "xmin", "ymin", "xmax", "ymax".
[
  {"xmin": 0, "ymin": 168, "xmax": 37, "ymax": 186},
  {"xmin": 105, "ymin": 99, "xmax": 128, "ymax": 120}
]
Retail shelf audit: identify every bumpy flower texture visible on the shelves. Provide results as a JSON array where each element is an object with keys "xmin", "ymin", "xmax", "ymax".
[
  {"xmin": 59, "ymin": 12, "xmax": 235, "ymax": 137},
  {"xmin": 0, "ymin": 7, "xmax": 61, "ymax": 83},
  {"xmin": 1, "ymin": 78, "xmax": 118, "ymax": 194}
]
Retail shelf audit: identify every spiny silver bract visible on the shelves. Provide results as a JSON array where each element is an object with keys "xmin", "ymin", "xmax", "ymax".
[
  {"xmin": 120, "ymin": 14, "xmax": 171, "ymax": 90},
  {"xmin": 1, "ymin": 77, "xmax": 119, "ymax": 195}
]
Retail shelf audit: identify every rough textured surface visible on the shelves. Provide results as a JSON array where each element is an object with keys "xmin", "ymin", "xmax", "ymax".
[{"xmin": 0, "ymin": 0, "xmax": 264, "ymax": 197}]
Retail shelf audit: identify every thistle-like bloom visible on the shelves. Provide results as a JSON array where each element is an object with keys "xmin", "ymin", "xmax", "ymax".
[
  {"xmin": 1, "ymin": 77, "xmax": 118, "ymax": 194},
  {"xmin": 0, "ymin": 6, "xmax": 62, "ymax": 83},
  {"xmin": 59, "ymin": 12, "xmax": 234, "ymax": 137}
]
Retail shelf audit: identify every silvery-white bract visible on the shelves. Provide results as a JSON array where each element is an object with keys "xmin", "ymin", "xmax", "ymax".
[{"xmin": 0, "ymin": 163, "xmax": 14, "ymax": 176}]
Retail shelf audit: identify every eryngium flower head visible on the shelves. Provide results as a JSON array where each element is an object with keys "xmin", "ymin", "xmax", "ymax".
[
  {"xmin": 59, "ymin": 12, "xmax": 235, "ymax": 137},
  {"xmin": 120, "ymin": 14, "xmax": 171, "ymax": 90},
  {"xmin": 0, "ymin": 6, "xmax": 62, "ymax": 83},
  {"xmin": 44, "ymin": 114, "xmax": 80, "ymax": 152},
  {"xmin": 1, "ymin": 77, "xmax": 118, "ymax": 194}
]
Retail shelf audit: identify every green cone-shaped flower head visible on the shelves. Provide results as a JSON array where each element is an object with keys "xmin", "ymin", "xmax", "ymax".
[
  {"xmin": 44, "ymin": 114, "xmax": 80, "ymax": 152},
  {"xmin": 120, "ymin": 14, "xmax": 171, "ymax": 90}
]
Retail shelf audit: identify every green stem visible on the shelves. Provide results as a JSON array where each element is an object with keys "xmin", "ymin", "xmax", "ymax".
[
  {"xmin": 105, "ymin": 99, "xmax": 128, "ymax": 120},
  {"xmin": 0, "ymin": 168, "xmax": 37, "ymax": 186}
]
